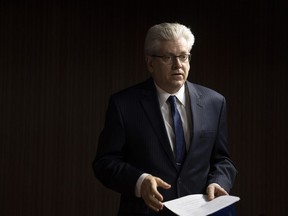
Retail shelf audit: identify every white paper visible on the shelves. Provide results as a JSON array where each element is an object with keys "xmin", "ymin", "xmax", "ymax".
[{"xmin": 163, "ymin": 194, "xmax": 240, "ymax": 216}]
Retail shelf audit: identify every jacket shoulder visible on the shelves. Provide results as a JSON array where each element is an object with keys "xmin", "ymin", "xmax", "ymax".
[
  {"xmin": 187, "ymin": 81, "xmax": 225, "ymax": 100},
  {"xmin": 109, "ymin": 78, "xmax": 154, "ymax": 102}
]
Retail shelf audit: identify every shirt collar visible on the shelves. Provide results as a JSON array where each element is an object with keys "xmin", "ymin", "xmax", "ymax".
[{"xmin": 155, "ymin": 83, "xmax": 186, "ymax": 107}]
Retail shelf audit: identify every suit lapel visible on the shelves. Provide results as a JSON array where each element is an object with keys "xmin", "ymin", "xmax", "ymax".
[
  {"xmin": 181, "ymin": 82, "xmax": 204, "ymax": 170},
  {"xmin": 140, "ymin": 79, "xmax": 176, "ymax": 166},
  {"xmin": 139, "ymin": 79, "xmax": 205, "ymax": 171}
]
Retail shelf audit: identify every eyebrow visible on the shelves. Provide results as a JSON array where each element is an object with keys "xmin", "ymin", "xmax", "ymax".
[{"xmin": 161, "ymin": 52, "xmax": 189, "ymax": 56}]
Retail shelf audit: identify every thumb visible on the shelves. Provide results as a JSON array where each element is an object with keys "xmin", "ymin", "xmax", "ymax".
[{"xmin": 155, "ymin": 177, "xmax": 171, "ymax": 189}]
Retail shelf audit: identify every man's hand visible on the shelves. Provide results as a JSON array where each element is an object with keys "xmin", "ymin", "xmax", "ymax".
[
  {"xmin": 140, "ymin": 175, "xmax": 171, "ymax": 212},
  {"xmin": 206, "ymin": 183, "xmax": 228, "ymax": 201}
]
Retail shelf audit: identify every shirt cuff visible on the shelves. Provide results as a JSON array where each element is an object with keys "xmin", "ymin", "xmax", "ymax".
[{"xmin": 135, "ymin": 173, "xmax": 150, "ymax": 198}]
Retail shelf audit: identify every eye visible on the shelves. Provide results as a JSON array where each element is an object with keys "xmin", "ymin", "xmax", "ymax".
[
  {"xmin": 162, "ymin": 56, "xmax": 172, "ymax": 62},
  {"xmin": 179, "ymin": 54, "xmax": 188, "ymax": 61}
]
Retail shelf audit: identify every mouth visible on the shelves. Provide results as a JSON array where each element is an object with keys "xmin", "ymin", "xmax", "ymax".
[
  {"xmin": 171, "ymin": 70, "xmax": 184, "ymax": 75},
  {"xmin": 172, "ymin": 73, "xmax": 184, "ymax": 77}
]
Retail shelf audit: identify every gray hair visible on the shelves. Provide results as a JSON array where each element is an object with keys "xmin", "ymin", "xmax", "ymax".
[{"xmin": 144, "ymin": 22, "xmax": 195, "ymax": 55}]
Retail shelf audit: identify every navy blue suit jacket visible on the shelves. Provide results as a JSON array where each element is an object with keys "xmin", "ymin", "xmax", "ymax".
[{"xmin": 93, "ymin": 78, "xmax": 237, "ymax": 215}]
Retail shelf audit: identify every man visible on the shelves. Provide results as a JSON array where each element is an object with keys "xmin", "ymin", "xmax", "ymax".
[{"xmin": 93, "ymin": 22, "xmax": 237, "ymax": 216}]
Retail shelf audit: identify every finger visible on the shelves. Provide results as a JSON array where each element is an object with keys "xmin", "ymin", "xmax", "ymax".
[
  {"xmin": 215, "ymin": 187, "xmax": 228, "ymax": 196},
  {"xmin": 207, "ymin": 183, "xmax": 229, "ymax": 201},
  {"xmin": 207, "ymin": 185, "xmax": 215, "ymax": 200},
  {"xmin": 140, "ymin": 178, "xmax": 161, "ymax": 211},
  {"xmin": 142, "ymin": 176, "xmax": 170, "ymax": 201},
  {"xmin": 153, "ymin": 178, "xmax": 171, "ymax": 201},
  {"xmin": 141, "ymin": 176, "xmax": 170, "ymax": 211},
  {"xmin": 142, "ymin": 191, "xmax": 163, "ymax": 212},
  {"xmin": 149, "ymin": 194, "xmax": 164, "ymax": 211}
]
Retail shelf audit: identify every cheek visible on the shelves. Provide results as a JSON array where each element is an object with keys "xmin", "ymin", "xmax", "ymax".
[
  {"xmin": 185, "ymin": 65, "xmax": 190, "ymax": 76},
  {"xmin": 156, "ymin": 71, "xmax": 167, "ymax": 82},
  {"xmin": 155, "ymin": 67, "xmax": 168, "ymax": 78}
]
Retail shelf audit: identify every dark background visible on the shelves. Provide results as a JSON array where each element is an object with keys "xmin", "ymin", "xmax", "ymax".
[{"xmin": 1, "ymin": 1, "xmax": 287, "ymax": 215}]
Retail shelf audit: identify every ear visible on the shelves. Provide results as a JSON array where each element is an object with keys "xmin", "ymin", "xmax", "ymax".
[{"xmin": 146, "ymin": 56, "xmax": 154, "ymax": 73}]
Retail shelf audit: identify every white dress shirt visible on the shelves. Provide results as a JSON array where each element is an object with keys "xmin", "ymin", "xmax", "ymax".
[
  {"xmin": 155, "ymin": 84, "xmax": 192, "ymax": 152},
  {"xmin": 135, "ymin": 83, "xmax": 192, "ymax": 197}
]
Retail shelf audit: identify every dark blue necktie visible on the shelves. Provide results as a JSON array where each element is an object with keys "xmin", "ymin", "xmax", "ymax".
[{"xmin": 168, "ymin": 95, "xmax": 186, "ymax": 165}]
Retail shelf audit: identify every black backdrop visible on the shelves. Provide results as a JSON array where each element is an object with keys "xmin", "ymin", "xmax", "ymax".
[{"xmin": 1, "ymin": 1, "xmax": 287, "ymax": 215}]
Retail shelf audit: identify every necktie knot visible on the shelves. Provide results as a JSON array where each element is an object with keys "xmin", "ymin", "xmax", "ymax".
[
  {"xmin": 168, "ymin": 95, "xmax": 177, "ymax": 111},
  {"xmin": 168, "ymin": 95, "xmax": 177, "ymax": 104}
]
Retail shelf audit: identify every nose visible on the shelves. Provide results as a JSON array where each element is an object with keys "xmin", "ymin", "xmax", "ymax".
[{"xmin": 172, "ymin": 57, "xmax": 182, "ymax": 68}]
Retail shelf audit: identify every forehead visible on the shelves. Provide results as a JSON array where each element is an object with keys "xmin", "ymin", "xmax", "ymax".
[{"xmin": 157, "ymin": 37, "xmax": 189, "ymax": 54}]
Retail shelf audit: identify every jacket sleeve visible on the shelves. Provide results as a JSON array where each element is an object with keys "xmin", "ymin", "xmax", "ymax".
[
  {"xmin": 92, "ymin": 95, "xmax": 143, "ymax": 196},
  {"xmin": 206, "ymin": 97, "xmax": 237, "ymax": 192}
]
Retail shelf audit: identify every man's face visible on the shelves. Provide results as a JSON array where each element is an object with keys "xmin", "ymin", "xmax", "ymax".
[{"xmin": 146, "ymin": 37, "xmax": 190, "ymax": 94}]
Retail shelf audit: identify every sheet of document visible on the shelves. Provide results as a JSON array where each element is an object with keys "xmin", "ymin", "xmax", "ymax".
[{"xmin": 163, "ymin": 194, "xmax": 240, "ymax": 216}]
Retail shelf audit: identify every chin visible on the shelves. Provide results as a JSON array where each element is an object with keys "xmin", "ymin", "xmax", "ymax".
[
  {"xmin": 172, "ymin": 80, "xmax": 185, "ymax": 87},
  {"xmin": 167, "ymin": 82, "xmax": 184, "ymax": 93}
]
